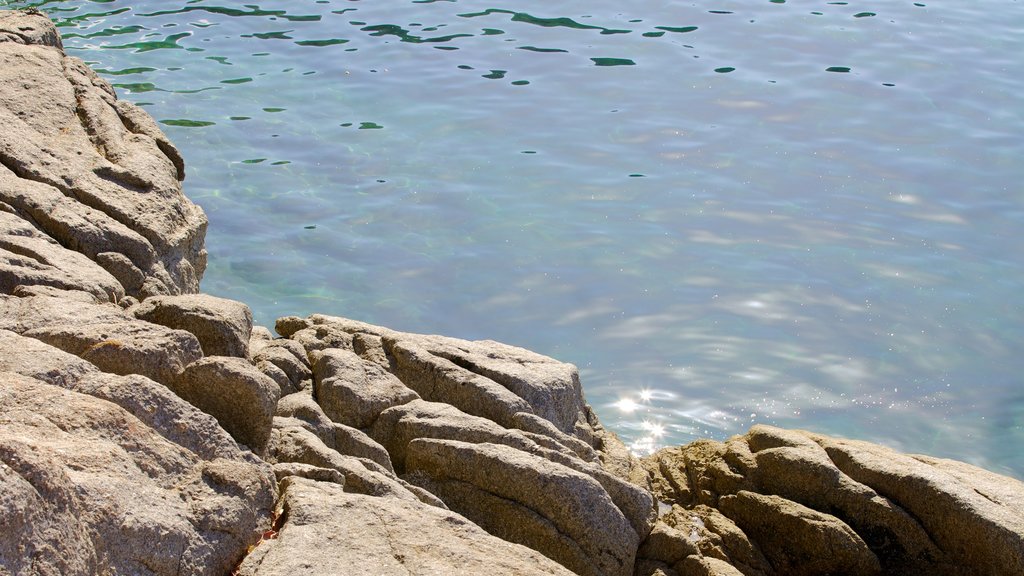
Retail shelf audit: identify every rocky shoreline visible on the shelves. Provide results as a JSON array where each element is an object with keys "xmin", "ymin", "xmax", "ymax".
[{"xmin": 1, "ymin": 11, "xmax": 1021, "ymax": 575}]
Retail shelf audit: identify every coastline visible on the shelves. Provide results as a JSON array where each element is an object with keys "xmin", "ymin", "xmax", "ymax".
[{"xmin": 1, "ymin": 11, "xmax": 1022, "ymax": 575}]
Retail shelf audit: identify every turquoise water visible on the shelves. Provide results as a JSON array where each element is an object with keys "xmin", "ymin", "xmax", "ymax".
[{"xmin": 11, "ymin": 0, "xmax": 1023, "ymax": 478}]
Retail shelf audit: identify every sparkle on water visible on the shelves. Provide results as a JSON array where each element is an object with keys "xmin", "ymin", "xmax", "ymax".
[{"xmin": 10, "ymin": 0, "xmax": 1022, "ymax": 478}]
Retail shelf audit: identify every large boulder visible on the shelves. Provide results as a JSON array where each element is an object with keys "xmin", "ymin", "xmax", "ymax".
[
  {"xmin": 236, "ymin": 477, "xmax": 577, "ymax": 576},
  {"xmin": 311, "ymin": 347, "xmax": 418, "ymax": 429},
  {"xmin": 640, "ymin": 425, "xmax": 1024, "ymax": 576},
  {"xmin": 0, "ymin": 9, "xmax": 206, "ymax": 299},
  {"xmin": 0, "ymin": 372, "xmax": 275, "ymax": 576},
  {"xmin": 131, "ymin": 294, "xmax": 253, "ymax": 358},
  {"xmin": 172, "ymin": 356, "xmax": 281, "ymax": 454},
  {"xmin": 407, "ymin": 438, "xmax": 640, "ymax": 576}
]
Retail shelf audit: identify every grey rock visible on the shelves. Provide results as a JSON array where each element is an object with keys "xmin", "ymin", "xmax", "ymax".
[
  {"xmin": 172, "ymin": 356, "xmax": 281, "ymax": 454},
  {"xmin": 268, "ymin": 424, "xmax": 419, "ymax": 502},
  {"xmin": 236, "ymin": 477, "xmax": 577, "ymax": 576},
  {"xmin": 0, "ymin": 372, "xmax": 275, "ymax": 576},
  {"xmin": 406, "ymin": 438, "xmax": 640, "ymax": 576},
  {"xmin": 131, "ymin": 293, "xmax": 253, "ymax": 358},
  {"xmin": 311, "ymin": 347, "xmax": 418, "ymax": 429},
  {"xmin": 0, "ymin": 12, "xmax": 206, "ymax": 297}
]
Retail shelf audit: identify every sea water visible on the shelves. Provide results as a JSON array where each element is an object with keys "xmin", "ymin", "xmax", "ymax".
[{"xmin": 11, "ymin": 0, "xmax": 1023, "ymax": 478}]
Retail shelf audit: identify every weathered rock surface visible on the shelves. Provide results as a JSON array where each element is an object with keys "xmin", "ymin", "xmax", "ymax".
[
  {"xmin": 311, "ymin": 347, "xmax": 418, "ymax": 429},
  {"xmin": 0, "ymin": 371, "xmax": 275, "ymax": 576},
  {"xmin": 408, "ymin": 438, "xmax": 641, "ymax": 576},
  {"xmin": 271, "ymin": 313, "xmax": 657, "ymax": 574},
  {"xmin": 0, "ymin": 9, "xmax": 205, "ymax": 299},
  {"xmin": 4, "ymin": 10, "xmax": 1023, "ymax": 576},
  {"xmin": 131, "ymin": 293, "xmax": 253, "ymax": 358},
  {"xmin": 236, "ymin": 477, "xmax": 578, "ymax": 576},
  {"xmin": 172, "ymin": 356, "xmax": 281, "ymax": 454},
  {"xmin": 638, "ymin": 424, "xmax": 1024, "ymax": 576}
]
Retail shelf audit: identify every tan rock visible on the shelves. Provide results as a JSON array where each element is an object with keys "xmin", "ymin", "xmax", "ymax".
[
  {"xmin": 311, "ymin": 347, "xmax": 418, "ymax": 429},
  {"xmin": 719, "ymin": 491, "xmax": 880, "ymax": 576},
  {"xmin": 172, "ymin": 356, "xmax": 281, "ymax": 454},
  {"xmin": 0, "ymin": 208, "xmax": 124, "ymax": 302},
  {"xmin": 236, "ymin": 477, "xmax": 577, "ymax": 576},
  {"xmin": 26, "ymin": 319, "xmax": 203, "ymax": 385},
  {"xmin": 131, "ymin": 293, "xmax": 253, "ymax": 357},
  {"xmin": 0, "ymin": 372, "xmax": 274, "ymax": 576},
  {"xmin": 275, "ymin": 390, "xmax": 393, "ymax": 472},
  {"xmin": 268, "ymin": 424, "xmax": 420, "ymax": 503},
  {"xmin": 250, "ymin": 336, "xmax": 311, "ymax": 393},
  {"xmin": 406, "ymin": 438, "xmax": 640, "ymax": 576},
  {"xmin": 0, "ymin": 11, "xmax": 206, "ymax": 297}
]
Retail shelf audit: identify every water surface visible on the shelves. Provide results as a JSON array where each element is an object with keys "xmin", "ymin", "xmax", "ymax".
[{"xmin": 13, "ymin": 0, "xmax": 1023, "ymax": 478}]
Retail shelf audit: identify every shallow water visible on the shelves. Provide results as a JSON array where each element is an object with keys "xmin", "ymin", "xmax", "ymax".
[{"xmin": 13, "ymin": 0, "xmax": 1023, "ymax": 478}]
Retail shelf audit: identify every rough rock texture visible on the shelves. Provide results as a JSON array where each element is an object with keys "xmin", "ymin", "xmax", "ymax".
[
  {"xmin": 236, "ymin": 477, "xmax": 578, "ymax": 576},
  {"xmin": 638, "ymin": 424, "xmax": 1024, "ymax": 576},
  {"xmin": 131, "ymin": 293, "xmax": 253, "ymax": 358},
  {"xmin": 311, "ymin": 347, "xmax": 419, "ymax": 429},
  {"xmin": 0, "ymin": 371, "xmax": 275, "ymax": 576},
  {"xmin": 4, "ymin": 10, "xmax": 1023, "ymax": 576},
  {"xmin": 270, "ymin": 313, "xmax": 658, "ymax": 575},
  {"xmin": 172, "ymin": 356, "xmax": 281, "ymax": 455},
  {"xmin": 0, "ymin": 10, "xmax": 206, "ymax": 300}
]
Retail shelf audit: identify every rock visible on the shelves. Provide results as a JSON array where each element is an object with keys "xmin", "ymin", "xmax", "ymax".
[
  {"xmin": 0, "ymin": 294, "xmax": 205, "ymax": 387},
  {"xmin": 676, "ymin": 556, "xmax": 747, "ymax": 576},
  {"xmin": 273, "ymin": 315, "xmax": 309, "ymax": 338},
  {"xmin": 310, "ymin": 347, "xmax": 418, "ymax": 429},
  {"xmin": 276, "ymin": 388, "xmax": 395, "ymax": 472},
  {"xmin": 268, "ymin": 424, "xmax": 420, "ymax": 503},
  {"xmin": 25, "ymin": 318, "xmax": 203, "ymax": 385},
  {"xmin": 410, "ymin": 334, "xmax": 589, "ymax": 433},
  {"xmin": 371, "ymin": 399, "xmax": 655, "ymax": 540},
  {"xmin": 0, "ymin": 10, "xmax": 63, "ymax": 47},
  {"xmin": 0, "ymin": 329, "xmax": 245, "ymax": 461},
  {"xmin": 250, "ymin": 336, "xmax": 311, "ymax": 393},
  {"xmin": 0, "ymin": 208, "xmax": 124, "ymax": 302},
  {"xmin": 131, "ymin": 293, "xmax": 253, "ymax": 357},
  {"xmin": 643, "ymin": 424, "xmax": 1024, "ymax": 576},
  {"xmin": 811, "ymin": 432, "xmax": 1024, "ymax": 576},
  {"xmin": 369, "ymin": 399, "xmax": 538, "ymax": 472},
  {"xmin": 406, "ymin": 438, "xmax": 640, "ymax": 576},
  {"xmin": 718, "ymin": 491, "xmax": 880, "ymax": 576},
  {"xmin": 10, "ymin": 283, "xmax": 100, "ymax": 302},
  {"xmin": 172, "ymin": 356, "xmax": 281, "ymax": 454},
  {"xmin": 236, "ymin": 477, "xmax": 577, "ymax": 576},
  {"xmin": 0, "ymin": 372, "xmax": 275, "ymax": 576},
  {"xmin": 638, "ymin": 521, "xmax": 700, "ymax": 567},
  {"xmin": 385, "ymin": 336, "xmax": 534, "ymax": 429},
  {"xmin": 0, "ymin": 10, "xmax": 206, "ymax": 298}
]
